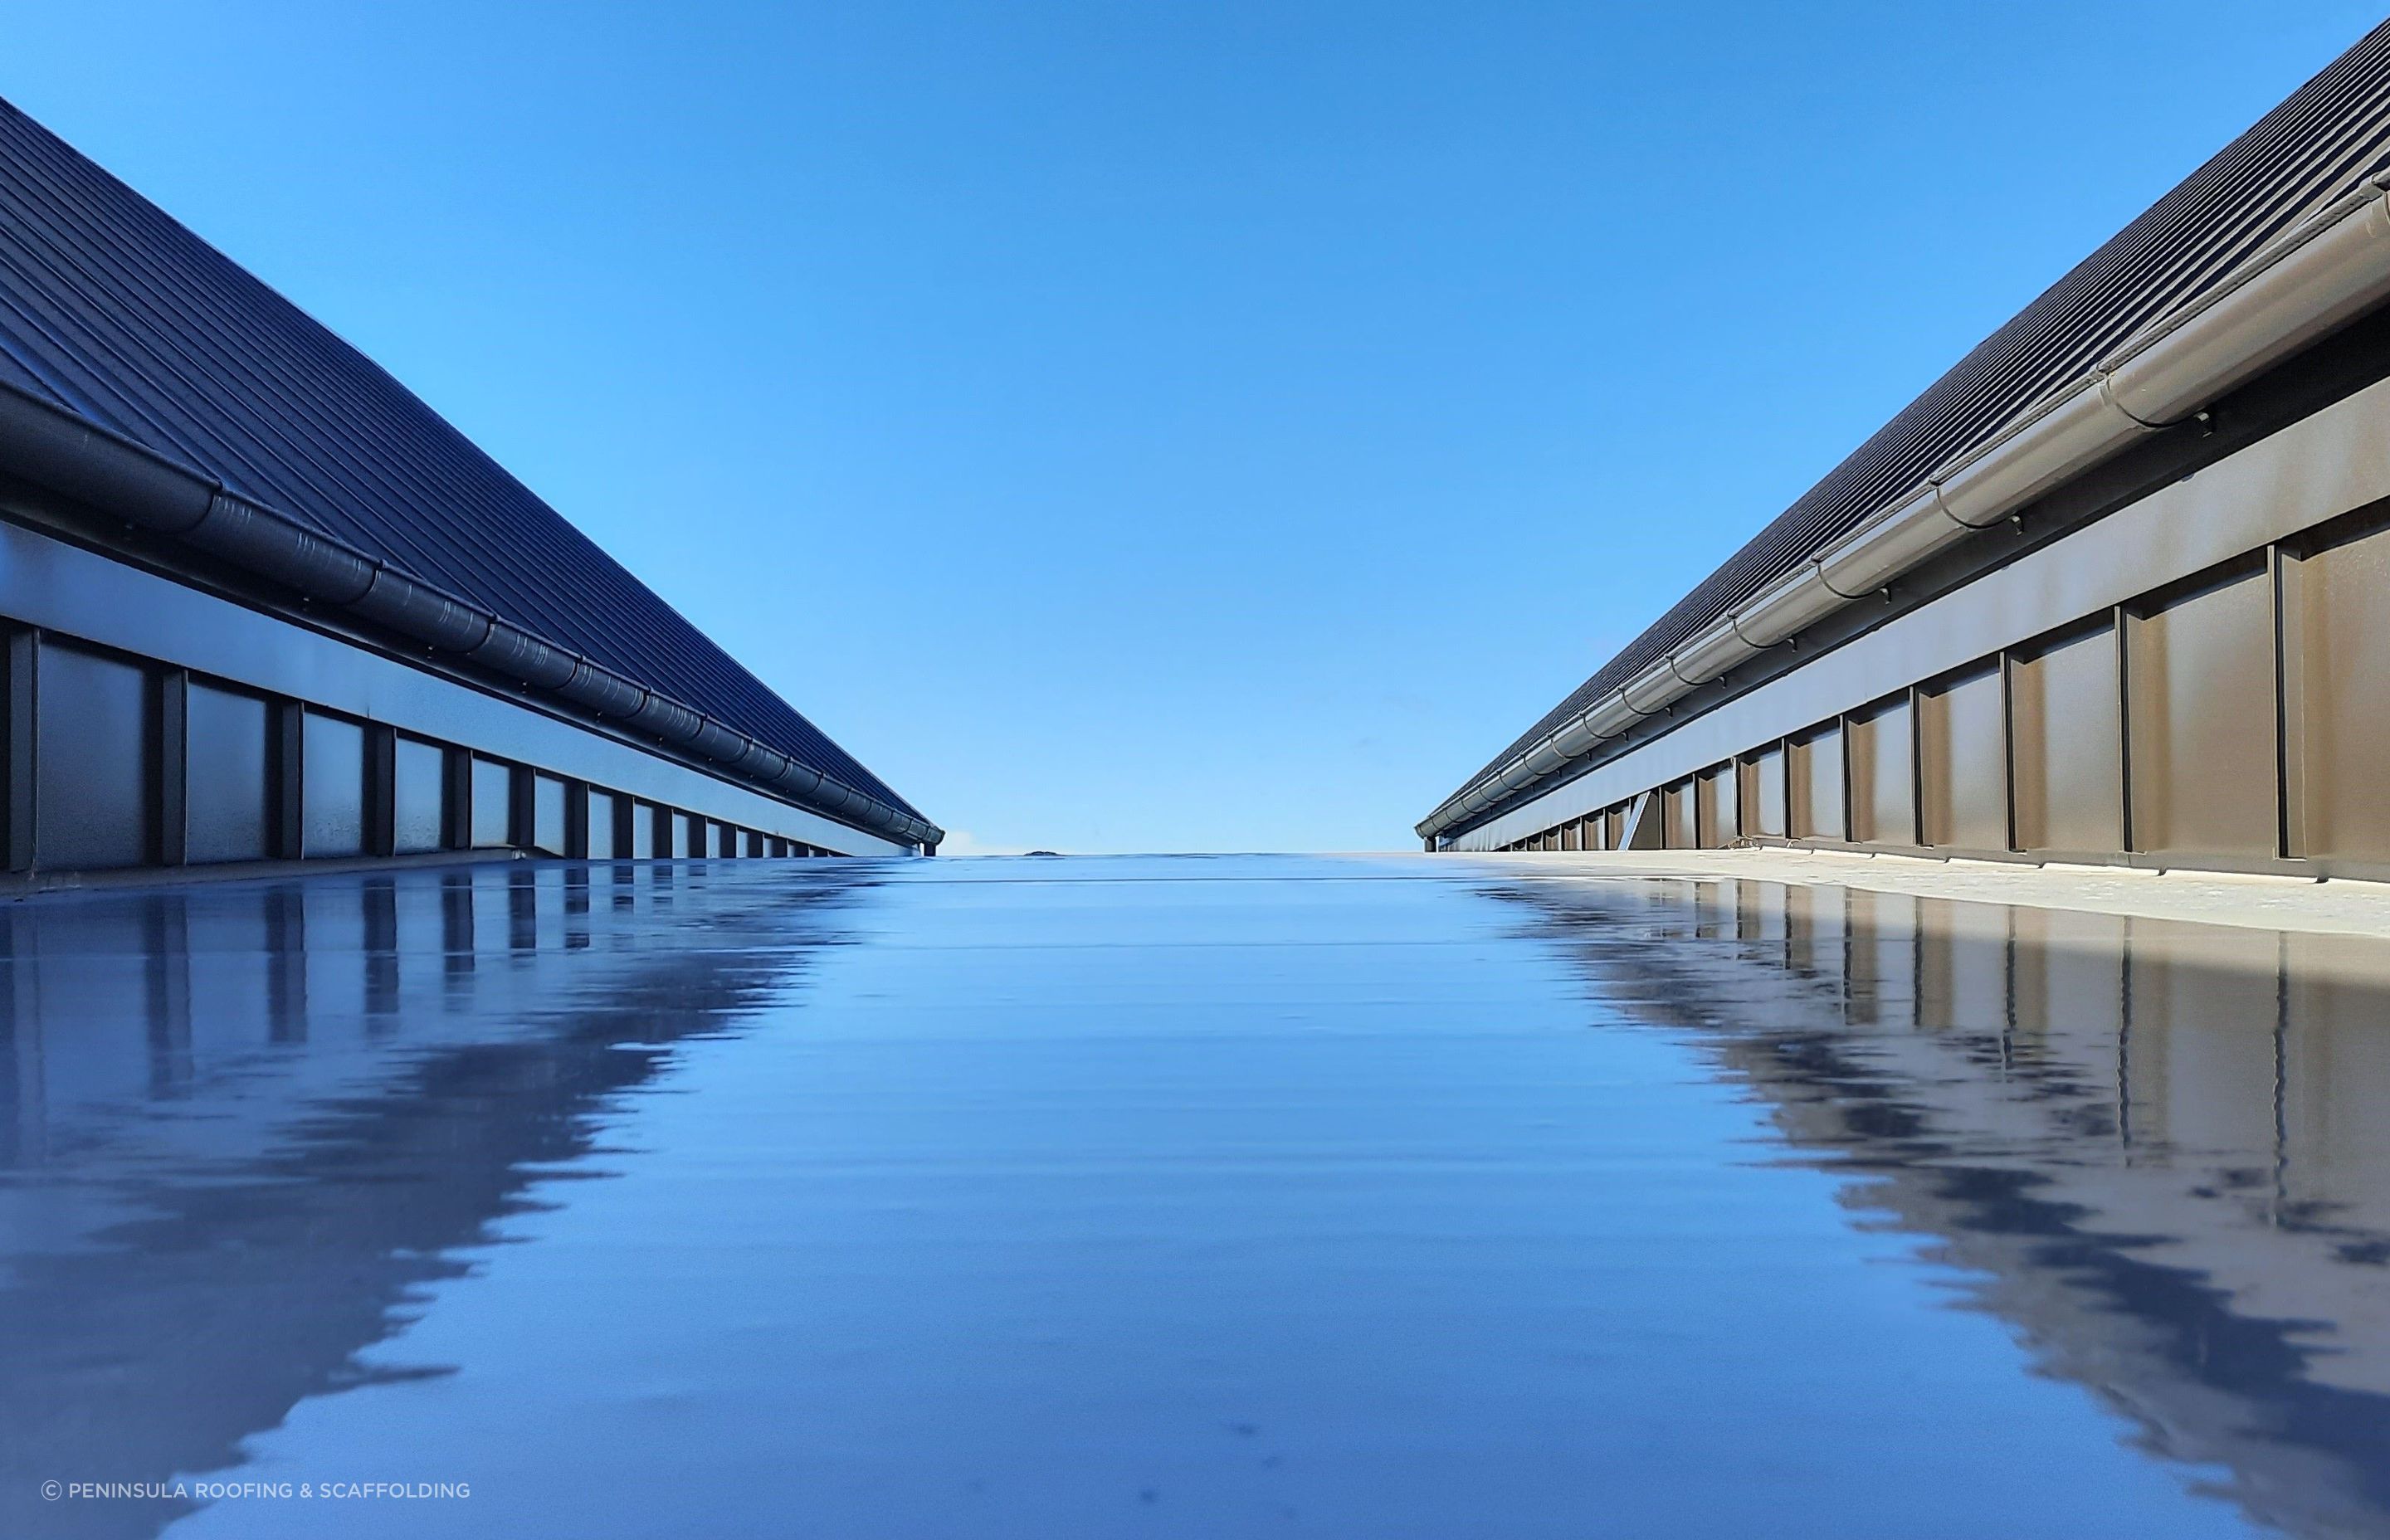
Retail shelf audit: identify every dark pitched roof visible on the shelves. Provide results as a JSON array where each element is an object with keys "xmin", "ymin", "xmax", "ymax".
[
  {"xmin": 0, "ymin": 95, "xmax": 923, "ymax": 823},
  {"xmin": 1446, "ymin": 18, "xmax": 2390, "ymax": 822}
]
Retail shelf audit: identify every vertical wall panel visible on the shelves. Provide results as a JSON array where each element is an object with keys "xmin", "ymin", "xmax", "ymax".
[
  {"xmin": 531, "ymin": 773, "xmax": 568, "ymax": 855},
  {"xmin": 1744, "ymin": 746, "xmax": 1787, "ymax": 839},
  {"xmin": 185, "ymin": 682, "xmax": 271, "ymax": 864},
  {"xmin": 587, "ymin": 789, "xmax": 620, "ymax": 860},
  {"xmin": 37, "ymin": 642, "xmax": 154, "ymax": 870},
  {"xmin": 1695, "ymin": 763, "xmax": 1738, "ymax": 848},
  {"xmin": 2296, "ymin": 522, "xmax": 2390, "ymax": 863},
  {"xmin": 1605, "ymin": 806, "xmax": 1626, "ymax": 850},
  {"xmin": 672, "ymin": 810, "xmax": 696, "ymax": 857},
  {"xmin": 1846, "ymin": 699, "xmax": 1914, "ymax": 846},
  {"xmin": 471, "ymin": 757, "xmax": 514, "ymax": 849},
  {"xmin": 1663, "ymin": 782, "xmax": 1695, "ymax": 849},
  {"xmin": 629, "ymin": 802, "xmax": 656, "ymax": 859},
  {"xmin": 2011, "ymin": 624, "xmax": 2123, "ymax": 853},
  {"xmin": 2128, "ymin": 568, "xmax": 2275, "ymax": 860},
  {"xmin": 300, "ymin": 712, "xmax": 366, "ymax": 858},
  {"xmin": 392, "ymin": 738, "xmax": 446, "ymax": 855},
  {"xmin": 1919, "ymin": 664, "xmax": 2007, "ymax": 850},
  {"xmin": 1788, "ymin": 725, "xmax": 1846, "ymax": 841}
]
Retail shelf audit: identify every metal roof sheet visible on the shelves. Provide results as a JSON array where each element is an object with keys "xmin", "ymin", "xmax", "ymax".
[
  {"xmin": 1441, "ymin": 19, "xmax": 2390, "ymax": 830},
  {"xmin": 0, "ymin": 96, "xmax": 924, "ymax": 825}
]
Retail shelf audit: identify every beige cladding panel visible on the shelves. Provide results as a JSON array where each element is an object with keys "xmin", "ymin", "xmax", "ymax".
[
  {"xmin": 1664, "ymin": 782, "xmax": 1695, "ymax": 849},
  {"xmin": 2127, "ymin": 569, "xmax": 2277, "ymax": 860},
  {"xmin": 1604, "ymin": 806, "xmax": 1626, "ymax": 850},
  {"xmin": 2012, "ymin": 624, "xmax": 2124, "ymax": 853},
  {"xmin": 1847, "ymin": 699, "xmax": 1916, "ymax": 847},
  {"xmin": 1919, "ymin": 665, "xmax": 2007, "ymax": 851},
  {"xmin": 1744, "ymin": 746, "xmax": 1788, "ymax": 839},
  {"xmin": 2297, "ymin": 519, "xmax": 2390, "ymax": 863},
  {"xmin": 1788, "ymin": 725, "xmax": 1846, "ymax": 841},
  {"xmin": 1695, "ymin": 763, "xmax": 1738, "ymax": 849}
]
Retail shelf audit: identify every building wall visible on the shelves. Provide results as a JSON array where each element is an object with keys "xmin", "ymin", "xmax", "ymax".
[
  {"xmin": 0, "ymin": 518, "xmax": 907, "ymax": 880},
  {"xmin": 1471, "ymin": 366, "xmax": 2390, "ymax": 877}
]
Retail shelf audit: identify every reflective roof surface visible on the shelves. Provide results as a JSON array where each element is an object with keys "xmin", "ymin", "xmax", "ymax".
[{"xmin": 3, "ymin": 855, "xmax": 2385, "ymax": 1537}]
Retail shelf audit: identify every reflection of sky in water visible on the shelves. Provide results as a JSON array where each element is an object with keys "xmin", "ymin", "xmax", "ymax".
[{"xmin": 3, "ymin": 855, "xmax": 2381, "ymax": 1537}]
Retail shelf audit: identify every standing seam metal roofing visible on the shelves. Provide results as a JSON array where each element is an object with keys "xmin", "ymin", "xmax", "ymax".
[
  {"xmin": 0, "ymin": 95, "xmax": 922, "ymax": 823},
  {"xmin": 1445, "ymin": 19, "xmax": 2390, "ymax": 821}
]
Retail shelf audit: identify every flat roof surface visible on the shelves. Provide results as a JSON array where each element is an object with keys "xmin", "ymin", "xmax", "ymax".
[{"xmin": 4, "ymin": 854, "xmax": 2384, "ymax": 1537}]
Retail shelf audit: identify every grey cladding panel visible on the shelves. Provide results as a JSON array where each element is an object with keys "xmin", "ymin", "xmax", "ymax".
[
  {"xmin": 36, "ymin": 641, "xmax": 150, "ymax": 869},
  {"xmin": 186, "ymin": 681, "xmax": 271, "ymax": 864}
]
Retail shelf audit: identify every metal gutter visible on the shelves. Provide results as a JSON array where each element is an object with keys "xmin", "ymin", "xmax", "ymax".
[
  {"xmin": 0, "ymin": 383, "xmax": 944, "ymax": 850},
  {"xmin": 1418, "ymin": 173, "xmax": 2390, "ymax": 844}
]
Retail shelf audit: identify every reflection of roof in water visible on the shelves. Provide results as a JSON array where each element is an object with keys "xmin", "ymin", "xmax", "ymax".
[
  {"xmin": 0, "ymin": 862, "xmax": 875, "ymax": 1540},
  {"xmin": 1495, "ymin": 874, "xmax": 2390, "ymax": 1540}
]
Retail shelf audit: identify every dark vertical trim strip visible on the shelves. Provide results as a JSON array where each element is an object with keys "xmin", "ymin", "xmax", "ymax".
[
  {"xmin": 2114, "ymin": 605, "xmax": 2138, "ymax": 854},
  {"xmin": 271, "ymin": 700, "xmax": 305, "ymax": 860},
  {"xmin": 5, "ymin": 628, "xmax": 34, "ymax": 872},
  {"xmin": 1837, "ymin": 713, "xmax": 1853, "ymax": 842},
  {"xmin": 158, "ymin": 668, "xmax": 188, "ymax": 867},
  {"xmin": 1998, "ymin": 651, "xmax": 2019, "ymax": 854},
  {"xmin": 364, "ymin": 722, "xmax": 397, "ymax": 859},
  {"xmin": 2272, "ymin": 542, "xmax": 2307, "ymax": 860},
  {"xmin": 442, "ymin": 746, "xmax": 471, "ymax": 851},
  {"xmin": 508, "ymin": 765, "xmax": 533, "ymax": 850},
  {"xmin": 1907, "ymin": 685, "xmax": 1925, "ymax": 848}
]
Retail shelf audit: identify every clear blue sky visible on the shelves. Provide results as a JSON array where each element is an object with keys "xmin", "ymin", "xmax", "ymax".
[{"xmin": 3, "ymin": 2, "xmax": 2378, "ymax": 852}]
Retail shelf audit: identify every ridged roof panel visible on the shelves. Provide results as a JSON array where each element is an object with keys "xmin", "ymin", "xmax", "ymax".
[
  {"xmin": 0, "ymin": 96, "xmax": 921, "ymax": 822},
  {"xmin": 1441, "ymin": 20, "xmax": 2390, "ymax": 827}
]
